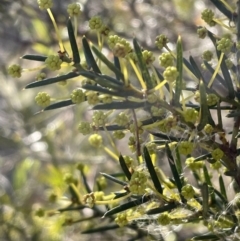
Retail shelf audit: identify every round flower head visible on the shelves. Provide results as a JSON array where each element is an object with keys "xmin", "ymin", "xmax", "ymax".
[
  {"xmin": 38, "ymin": 0, "xmax": 53, "ymax": 10},
  {"xmin": 35, "ymin": 92, "xmax": 51, "ymax": 107},
  {"xmin": 70, "ymin": 89, "xmax": 85, "ymax": 104},
  {"xmin": 88, "ymin": 134, "xmax": 102, "ymax": 148},
  {"xmin": 67, "ymin": 3, "xmax": 81, "ymax": 17},
  {"xmin": 8, "ymin": 64, "xmax": 22, "ymax": 78},
  {"xmin": 45, "ymin": 55, "xmax": 62, "ymax": 71},
  {"xmin": 89, "ymin": 16, "xmax": 103, "ymax": 30},
  {"xmin": 163, "ymin": 66, "xmax": 179, "ymax": 82}
]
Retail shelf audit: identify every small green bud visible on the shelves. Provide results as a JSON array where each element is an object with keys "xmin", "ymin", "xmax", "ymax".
[
  {"xmin": 155, "ymin": 34, "xmax": 169, "ymax": 50},
  {"xmin": 35, "ymin": 92, "xmax": 51, "ymax": 107},
  {"xmin": 201, "ymin": 9, "xmax": 216, "ymax": 26},
  {"xmin": 115, "ymin": 212, "xmax": 129, "ymax": 227},
  {"xmin": 8, "ymin": 64, "xmax": 22, "ymax": 78},
  {"xmin": 207, "ymin": 93, "xmax": 219, "ymax": 106},
  {"xmin": 38, "ymin": 0, "xmax": 53, "ymax": 10},
  {"xmin": 88, "ymin": 134, "xmax": 102, "ymax": 148},
  {"xmin": 202, "ymin": 50, "xmax": 213, "ymax": 62},
  {"xmin": 113, "ymin": 130, "xmax": 125, "ymax": 139},
  {"xmin": 163, "ymin": 66, "xmax": 179, "ymax": 82},
  {"xmin": 181, "ymin": 184, "xmax": 195, "ymax": 199},
  {"xmin": 142, "ymin": 50, "xmax": 155, "ymax": 65},
  {"xmin": 115, "ymin": 112, "xmax": 129, "ymax": 127},
  {"xmin": 197, "ymin": 27, "xmax": 207, "ymax": 39},
  {"xmin": 78, "ymin": 122, "xmax": 92, "ymax": 135},
  {"xmin": 67, "ymin": 3, "xmax": 81, "ymax": 17},
  {"xmin": 184, "ymin": 108, "xmax": 199, "ymax": 123},
  {"xmin": 86, "ymin": 91, "xmax": 99, "ymax": 105},
  {"xmin": 89, "ymin": 16, "xmax": 103, "ymax": 30},
  {"xmin": 217, "ymin": 37, "xmax": 233, "ymax": 53},
  {"xmin": 45, "ymin": 55, "xmax": 62, "ymax": 70},
  {"xmin": 204, "ymin": 124, "xmax": 214, "ymax": 134},
  {"xmin": 157, "ymin": 212, "xmax": 171, "ymax": 225},
  {"xmin": 178, "ymin": 141, "xmax": 194, "ymax": 155},
  {"xmin": 35, "ymin": 207, "xmax": 45, "ymax": 217},
  {"xmin": 36, "ymin": 72, "xmax": 46, "ymax": 81},
  {"xmin": 212, "ymin": 148, "xmax": 224, "ymax": 161},
  {"xmin": 159, "ymin": 52, "xmax": 174, "ymax": 68},
  {"xmin": 71, "ymin": 89, "xmax": 85, "ymax": 104},
  {"xmin": 92, "ymin": 111, "xmax": 107, "ymax": 127},
  {"xmin": 129, "ymin": 171, "xmax": 147, "ymax": 194}
]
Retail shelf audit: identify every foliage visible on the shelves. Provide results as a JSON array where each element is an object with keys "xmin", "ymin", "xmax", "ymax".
[{"xmin": 7, "ymin": 0, "xmax": 240, "ymax": 240}]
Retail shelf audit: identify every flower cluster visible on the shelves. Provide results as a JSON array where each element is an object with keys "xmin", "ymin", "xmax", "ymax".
[
  {"xmin": 67, "ymin": 3, "xmax": 81, "ymax": 17},
  {"xmin": 108, "ymin": 35, "xmax": 132, "ymax": 58},
  {"xmin": 45, "ymin": 55, "xmax": 62, "ymax": 70},
  {"xmin": 129, "ymin": 171, "xmax": 147, "ymax": 194},
  {"xmin": 70, "ymin": 89, "xmax": 85, "ymax": 104},
  {"xmin": 35, "ymin": 92, "xmax": 51, "ymax": 107},
  {"xmin": 88, "ymin": 134, "xmax": 102, "ymax": 148},
  {"xmin": 8, "ymin": 64, "xmax": 22, "ymax": 78},
  {"xmin": 201, "ymin": 9, "xmax": 216, "ymax": 26},
  {"xmin": 163, "ymin": 66, "xmax": 179, "ymax": 82},
  {"xmin": 92, "ymin": 111, "xmax": 107, "ymax": 127},
  {"xmin": 38, "ymin": 0, "xmax": 53, "ymax": 10},
  {"xmin": 78, "ymin": 122, "xmax": 92, "ymax": 135},
  {"xmin": 217, "ymin": 37, "xmax": 233, "ymax": 53},
  {"xmin": 159, "ymin": 52, "xmax": 174, "ymax": 68},
  {"xmin": 155, "ymin": 34, "xmax": 169, "ymax": 50}
]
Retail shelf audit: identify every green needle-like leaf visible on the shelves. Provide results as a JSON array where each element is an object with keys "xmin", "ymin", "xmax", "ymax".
[
  {"xmin": 189, "ymin": 56, "xmax": 205, "ymax": 81},
  {"xmin": 192, "ymin": 233, "xmax": 219, "ymax": 240},
  {"xmin": 93, "ymin": 101, "xmax": 147, "ymax": 110},
  {"xmin": 219, "ymin": 175, "xmax": 227, "ymax": 200},
  {"xmin": 201, "ymin": 183, "xmax": 209, "ymax": 219},
  {"xmin": 82, "ymin": 36, "xmax": 101, "ymax": 74},
  {"xmin": 103, "ymin": 195, "xmax": 151, "ymax": 217},
  {"xmin": 174, "ymin": 36, "xmax": 183, "ymax": 107},
  {"xmin": 43, "ymin": 100, "xmax": 74, "ymax": 111},
  {"xmin": 21, "ymin": 54, "xmax": 47, "ymax": 62},
  {"xmin": 119, "ymin": 155, "xmax": 132, "ymax": 181},
  {"xmin": 197, "ymin": 80, "xmax": 209, "ymax": 131},
  {"xmin": 165, "ymin": 143, "xmax": 182, "ymax": 194},
  {"xmin": 25, "ymin": 72, "xmax": 79, "ymax": 89},
  {"xmin": 210, "ymin": 0, "xmax": 237, "ymax": 21},
  {"xmin": 100, "ymin": 172, "xmax": 127, "ymax": 186},
  {"xmin": 133, "ymin": 38, "xmax": 154, "ymax": 89},
  {"xmin": 143, "ymin": 146, "xmax": 163, "ymax": 194},
  {"xmin": 79, "ymin": 71, "xmax": 124, "ymax": 90},
  {"xmin": 82, "ymin": 225, "xmax": 119, "ymax": 234},
  {"xmin": 67, "ymin": 18, "xmax": 80, "ymax": 64},
  {"xmin": 82, "ymin": 84, "xmax": 129, "ymax": 97},
  {"xmin": 92, "ymin": 45, "xmax": 124, "ymax": 81},
  {"xmin": 146, "ymin": 202, "xmax": 177, "ymax": 215}
]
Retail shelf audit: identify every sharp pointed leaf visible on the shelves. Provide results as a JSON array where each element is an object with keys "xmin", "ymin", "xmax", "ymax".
[
  {"xmin": 103, "ymin": 195, "xmax": 151, "ymax": 217},
  {"xmin": 210, "ymin": 0, "xmax": 237, "ymax": 21},
  {"xmin": 82, "ymin": 36, "xmax": 101, "ymax": 74},
  {"xmin": 133, "ymin": 38, "xmax": 154, "ymax": 89},
  {"xmin": 197, "ymin": 80, "xmax": 209, "ymax": 131},
  {"xmin": 143, "ymin": 146, "xmax": 163, "ymax": 194},
  {"xmin": 100, "ymin": 172, "xmax": 127, "ymax": 186},
  {"xmin": 119, "ymin": 155, "xmax": 132, "ymax": 181},
  {"xmin": 67, "ymin": 18, "xmax": 80, "ymax": 64},
  {"xmin": 21, "ymin": 54, "xmax": 47, "ymax": 62},
  {"xmin": 93, "ymin": 101, "xmax": 147, "ymax": 110},
  {"xmin": 43, "ymin": 99, "xmax": 74, "ymax": 111},
  {"xmin": 146, "ymin": 202, "xmax": 177, "ymax": 215},
  {"xmin": 82, "ymin": 224, "xmax": 119, "ymax": 234},
  {"xmin": 165, "ymin": 143, "xmax": 182, "ymax": 194},
  {"xmin": 174, "ymin": 36, "xmax": 183, "ymax": 107},
  {"xmin": 92, "ymin": 45, "xmax": 124, "ymax": 81},
  {"xmin": 25, "ymin": 72, "xmax": 79, "ymax": 89},
  {"xmin": 79, "ymin": 71, "xmax": 124, "ymax": 90}
]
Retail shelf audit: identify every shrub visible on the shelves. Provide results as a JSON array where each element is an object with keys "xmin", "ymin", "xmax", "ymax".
[{"xmin": 8, "ymin": 1, "xmax": 240, "ymax": 240}]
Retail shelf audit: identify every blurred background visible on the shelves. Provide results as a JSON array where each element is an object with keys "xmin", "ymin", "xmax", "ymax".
[{"xmin": 0, "ymin": 0, "xmax": 236, "ymax": 240}]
